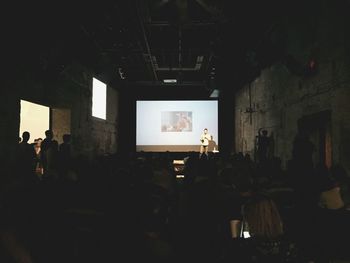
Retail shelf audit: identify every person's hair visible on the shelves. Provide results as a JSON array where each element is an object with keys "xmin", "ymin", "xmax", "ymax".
[
  {"xmin": 204, "ymin": 128, "xmax": 208, "ymax": 131},
  {"xmin": 242, "ymin": 194, "xmax": 283, "ymax": 239}
]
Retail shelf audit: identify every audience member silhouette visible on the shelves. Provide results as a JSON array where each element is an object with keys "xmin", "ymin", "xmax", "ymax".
[
  {"xmin": 59, "ymin": 134, "xmax": 72, "ymax": 178},
  {"xmin": 223, "ymin": 194, "xmax": 302, "ymax": 262},
  {"xmin": 17, "ymin": 131, "xmax": 37, "ymax": 184},
  {"xmin": 0, "ymin": 229, "xmax": 34, "ymax": 263},
  {"xmin": 5, "ymin": 124, "xmax": 350, "ymax": 262},
  {"xmin": 256, "ymin": 128, "xmax": 270, "ymax": 164},
  {"xmin": 41, "ymin": 130, "xmax": 53, "ymax": 151},
  {"xmin": 228, "ymin": 172, "xmax": 255, "ymax": 239},
  {"xmin": 33, "ymin": 138, "xmax": 43, "ymax": 178},
  {"xmin": 184, "ymin": 157, "xmax": 220, "ymax": 263},
  {"xmin": 330, "ymin": 164, "xmax": 350, "ymax": 206},
  {"xmin": 59, "ymin": 134, "xmax": 71, "ymax": 157},
  {"xmin": 40, "ymin": 130, "xmax": 58, "ymax": 179},
  {"xmin": 316, "ymin": 165, "xmax": 344, "ymax": 210},
  {"xmin": 47, "ymin": 140, "xmax": 59, "ymax": 178},
  {"xmin": 289, "ymin": 130, "xmax": 316, "ymax": 198},
  {"xmin": 292, "ymin": 130, "xmax": 315, "ymax": 170}
]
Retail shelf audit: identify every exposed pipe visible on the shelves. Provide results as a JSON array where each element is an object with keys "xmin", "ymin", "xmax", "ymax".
[
  {"xmin": 246, "ymin": 82, "xmax": 256, "ymax": 125},
  {"xmin": 248, "ymin": 82, "xmax": 252, "ymax": 124},
  {"xmin": 195, "ymin": 0, "xmax": 225, "ymax": 20},
  {"xmin": 146, "ymin": 21, "xmax": 215, "ymax": 27},
  {"xmin": 178, "ymin": 26, "xmax": 182, "ymax": 70},
  {"xmin": 136, "ymin": 0, "xmax": 158, "ymax": 80}
]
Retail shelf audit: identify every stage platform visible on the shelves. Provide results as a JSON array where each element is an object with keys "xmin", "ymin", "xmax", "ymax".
[{"xmin": 134, "ymin": 151, "xmax": 221, "ymax": 160}]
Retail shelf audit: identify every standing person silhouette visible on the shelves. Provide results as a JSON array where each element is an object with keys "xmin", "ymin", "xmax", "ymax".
[
  {"xmin": 17, "ymin": 131, "xmax": 37, "ymax": 184},
  {"xmin": 199, "ymin": 128, "xmax": 212, "ymax": 158},
  {"xmin": 256, "ymin": 128, "xmax": 270, "ymax": 164},
  {"xmin": 40, "ymin": 130, "xmax": 58, "ymax": 179},
  {"xmin": 292, "ymin": 130, "xmax": 315, "ymax": 170},
  {"xmin": 58, "ymin": 134, "xmax": 72, "ymax": 178}
]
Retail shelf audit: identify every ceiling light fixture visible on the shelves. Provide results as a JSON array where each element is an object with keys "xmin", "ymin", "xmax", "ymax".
[{"xmin": 163, "ymin": 79, "xmax": 177, "ymax": 83}]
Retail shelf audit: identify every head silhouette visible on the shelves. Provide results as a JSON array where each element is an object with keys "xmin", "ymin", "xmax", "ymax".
[
  {"xmin": 22, "ymin": 131, "xmax": 30, "ymax": 143},
  {"xmin": 45, "ymin": 130, "xmax": 53, "ymax": 140},
  {"xmin": 63, "ymin": 134, "xmax": 71, "ymax": 143}
]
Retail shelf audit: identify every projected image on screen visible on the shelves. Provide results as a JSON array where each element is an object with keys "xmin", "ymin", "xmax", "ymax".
[
  {"xmin": 137, "ymin": 100, "xmax": 218, "ymax": 152},
  {"xmin": 161, "ymin": 111, "xmax": 192, "ymax": 132}
]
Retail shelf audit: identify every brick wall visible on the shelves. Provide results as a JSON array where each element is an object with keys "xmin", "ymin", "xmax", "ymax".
[{"xmin": 234, "ymin": 4, "xmax": 350, "ymax": 173}]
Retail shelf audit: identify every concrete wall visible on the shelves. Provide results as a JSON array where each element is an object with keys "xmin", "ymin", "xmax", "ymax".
[{"xmin": 234, "ymin": 1, "xmax": 350, "ymax": 173}]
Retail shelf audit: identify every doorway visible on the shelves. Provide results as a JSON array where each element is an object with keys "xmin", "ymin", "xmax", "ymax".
[{"xmin": 297, "ymin": 110, "xmax": 332, "ymax": 168}]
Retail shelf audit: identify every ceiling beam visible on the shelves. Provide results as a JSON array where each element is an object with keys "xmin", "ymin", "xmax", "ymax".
[
  {"xmin": 136, "ymin": 0, "xmax": 158, "ymax": 80},
  {"xmin": 145, "ymin": 21, "xmax": 216, "ymax": 27},
  {"xmin": 194, "ymin": 0, "xmax": 226, "ymax": 20},
  {"xmin": 176, "ymin": 0, "xmax": 189, "ymax": 24},
  {"xmin": 178, "ymin": 26, "xmax": 182, "ymax": 70}
]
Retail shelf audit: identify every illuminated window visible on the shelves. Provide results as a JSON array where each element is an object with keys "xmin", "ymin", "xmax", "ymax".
[
  {"xmin": 92, "ymin": 78, "xmax": 106, "ymax": 120},
  {"xmin": 20, "ymin": 100, "xmax": 50, "ymax": 143}
]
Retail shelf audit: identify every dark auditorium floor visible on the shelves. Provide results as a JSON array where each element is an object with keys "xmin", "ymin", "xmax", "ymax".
[{"xmin": 1, "ymin": 165, "xmax": 350, "ymax": 263}]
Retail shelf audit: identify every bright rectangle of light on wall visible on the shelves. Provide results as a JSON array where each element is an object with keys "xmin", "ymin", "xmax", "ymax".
[
  {"xmin": 92, "ymin": 77, "xmax": 107, "ymax": 120},
  {"xmin": 20, "ymin": 100, "xmax": 50, "ymax": 143}
]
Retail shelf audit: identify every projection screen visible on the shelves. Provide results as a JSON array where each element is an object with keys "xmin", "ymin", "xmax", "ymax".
[{"xmin": 136, "ymin": 100, "xmax": 218, "ymax": 152}]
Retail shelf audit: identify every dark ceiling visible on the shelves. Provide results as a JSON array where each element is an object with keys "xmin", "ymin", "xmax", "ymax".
[{"xmin": 5, "ymin": 0, "xmax": 296, "ymax": 93}]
